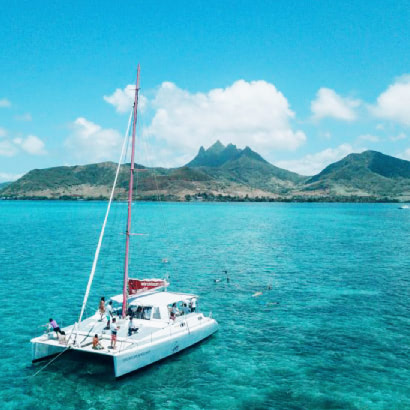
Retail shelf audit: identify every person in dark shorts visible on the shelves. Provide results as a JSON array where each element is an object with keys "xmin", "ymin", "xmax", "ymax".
[
  {"xmin": 49, "ymin": 318, "xmax": 65, "ymax": 336},
  {"xmin": 110, "ymin": 318, "xmax": 120, "ymax": 349}
]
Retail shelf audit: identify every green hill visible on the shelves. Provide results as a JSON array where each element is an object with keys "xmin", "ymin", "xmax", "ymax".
[
  {"xmin": 0, "ymin": 181, "xmax": 11, "ymax": 190},
  {"xmin": 1, "ymin": 145, "xmax": 409, "ymax": 201},
  {"xmin": 303, "ymin": 151, "xmax": 410, "ymax": 199}
]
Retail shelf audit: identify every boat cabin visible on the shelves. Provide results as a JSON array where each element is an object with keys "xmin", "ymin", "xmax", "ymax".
[{"xmin": 110, "ymin": 291, "xmax": 198, "ymax": 322}]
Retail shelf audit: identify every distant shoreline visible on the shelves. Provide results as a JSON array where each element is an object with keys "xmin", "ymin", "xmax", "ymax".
[{"xmin": 0, "ymin": 196, "xmax": 405, "ymax": 203}]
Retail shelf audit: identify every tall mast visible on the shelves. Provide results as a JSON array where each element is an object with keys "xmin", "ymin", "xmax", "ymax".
[{"xmin": 122, "ymin": 64, "xmax": 140, "ymax": 317}]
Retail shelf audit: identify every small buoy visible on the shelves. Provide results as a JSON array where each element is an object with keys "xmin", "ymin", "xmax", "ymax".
[
  {"xmin": 162, "ymin": 258, "xmax": 169, "ymax": 264},
  {"xmin": 214, "ymin": 279, "xmax": 222, "ymax": 283}
]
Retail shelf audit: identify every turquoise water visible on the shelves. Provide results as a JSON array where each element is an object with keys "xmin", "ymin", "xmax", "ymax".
[{"xmin": 0, "ymin": 201, "xmax": 409, "ymax": 409}]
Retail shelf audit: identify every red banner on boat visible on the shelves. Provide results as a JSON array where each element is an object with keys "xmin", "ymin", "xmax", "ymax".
[{"xmin": 128, "ymin": 278, "xmax": 169, "ymax": 295}]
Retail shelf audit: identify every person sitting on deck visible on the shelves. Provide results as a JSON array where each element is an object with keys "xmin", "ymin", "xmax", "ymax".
[
  {"xmin": 98, "ymin": 297, "xmax": 106, "ymax": 321},
  {"xmin": 128, "ymin": 315, "xmax": 139, "ymax": 336},
  {"xmin": 110, "ymin": 318, "xmax": 120, "ymax": 349},
  {"xmin": 171, "ymin": 303, "xmax": 179, "ymax": 316},
  {"xmin": 92, "ymin": 334, "xmax": 103, "ymax": 350},
  {"xmin": 170, "ymin": 311, "xmax": 176, "ymax": 321}
]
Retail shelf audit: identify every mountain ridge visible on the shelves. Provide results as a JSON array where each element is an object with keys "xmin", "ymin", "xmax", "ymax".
[{"xmin": 1, "ymin": 144, "xmax": 409, "ymax": 202}]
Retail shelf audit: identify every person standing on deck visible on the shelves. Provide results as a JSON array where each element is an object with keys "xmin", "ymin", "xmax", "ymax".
[
  {"xmin": 182, "ymin": 303, "xmax": 190, "ymax": 315},
  {"xmin": 190, "ymin": 298, "xmax": 197, "ymax": 313},
  {"xmin": 48, "ymin": 318, "xmax": 65, "ymax": 336},
  {"xmin": 106, "ymin": 300, "xmax": 113, "ymax": 329},
  {"xmin": 98, "ymin": 297, "xmax": 105, "ymax": 321},
  {"xmin": 110, "ymin": 318, "xmax": 120, "ymax": 349}
]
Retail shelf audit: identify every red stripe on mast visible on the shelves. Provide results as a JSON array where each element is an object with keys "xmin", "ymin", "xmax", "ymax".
[{"xmin": 122, "ymin": 64, "xmax": 140, "ymax": 317}]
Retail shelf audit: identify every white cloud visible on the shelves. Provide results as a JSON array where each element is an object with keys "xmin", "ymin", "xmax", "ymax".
[
  {"xmin": 65, "ymin": 117, "xmax": 122, "ymax": 162},
  {"xmin": 371, "ymin": 75, "xmax": 410, "ymax": 126},
  {"xmin": 389, "ymin": 132, "xmax": 406, "ymax": 142},
  {"xmin": 358, "ymin": 134, "xmax": 380, "ymax": 142},
  {"xmin": 0, "ymin": 172, "xmax": 22, "ymax": 182},
  {"xmin": 0, "ymin": 98, "xmax": 11, "ymax": 108},
  {"xmin": 276, "ymin": 144, "xmax": 361, "ymax": 176},
  {"xmin": 311, "ymin": 88, "xmax": 360, "ymax": 121},
  {"xmin": 0, "ymin": 131, "xmax": 47, "ymax": 157},
  {"xmin": 14, "ymin": 113, "xmax": 32, "ymax": 122},
  {"xmin": 104, "ymin": 85, "xmax": 147, "ymax": 114},
  {"xmin": 13, "ymin": 135, "xmax": 47, "ymax": 155},
  {"xmin": 141, "ymin": 80, "xmax": 306, "ymax": 166},
  {"xmin": 398, "ymin": 148, "xmax": 410, "ymax": 161},
  {"xmin": 0, "ymin": 140, "xmax": 18, "ymax": 157}
]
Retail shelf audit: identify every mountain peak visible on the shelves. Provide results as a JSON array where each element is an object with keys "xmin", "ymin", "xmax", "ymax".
[
  {"xmin": 207, "ymin": 140, "xmax": 225, "ymax": 154},
  {"xmin": 186, "ymin": 141, "xmax": 257, "ymax": 167}
]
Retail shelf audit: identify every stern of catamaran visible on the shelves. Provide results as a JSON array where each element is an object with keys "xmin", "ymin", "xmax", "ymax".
[{"xmin": 31, "ymin": 290, "xmax": 218, "ymax": 377}]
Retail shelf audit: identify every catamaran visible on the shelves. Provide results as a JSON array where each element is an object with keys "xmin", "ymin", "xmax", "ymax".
[{"xmin": 30, "ymin": 64, "xmax": 218, "ymax": 378}]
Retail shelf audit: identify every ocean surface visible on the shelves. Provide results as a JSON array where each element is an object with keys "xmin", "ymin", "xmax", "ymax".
[{"xmin": 0, "ymin": 201, "xmax": 409, "ymax": 410}]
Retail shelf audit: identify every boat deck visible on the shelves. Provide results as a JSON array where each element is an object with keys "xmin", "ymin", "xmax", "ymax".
[{"xmin": 33, "ymin": 312, "xmax": 199, "ymax": 357}]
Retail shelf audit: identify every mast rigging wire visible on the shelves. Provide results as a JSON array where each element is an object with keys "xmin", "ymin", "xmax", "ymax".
[{"xmin": 77, "ymin": 110, "xmax": 133, "ymax": 326}]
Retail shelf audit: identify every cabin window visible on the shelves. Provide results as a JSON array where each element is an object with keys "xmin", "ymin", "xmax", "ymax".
[
  {"xmin": 142, "ymin": 306, "xmax": 152, "ymax": 320},
  {"xmin": 152, "ymin": 307, "xmax": 161, "ymax": 319}
]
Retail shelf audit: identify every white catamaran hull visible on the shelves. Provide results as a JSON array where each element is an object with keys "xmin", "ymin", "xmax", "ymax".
[
  {"xmin": 32, "ymin": 339, "xmax": 66, "ymax": 362},
  {"xmin": 31, "ymin": 315, "xmax": 218, "ymax": 378},
  {"xmin": 114, "ymin": 318, "xmax": 218, "ymax": 378}
]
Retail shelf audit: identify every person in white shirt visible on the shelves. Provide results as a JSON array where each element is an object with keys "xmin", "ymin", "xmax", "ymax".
[
  {"xmin": 110, "ymin": 318, "xmax": 120, "ymax": 349},
  {"xmin": 190, "ymin": 298, "xmax": 197, "ymax": 313},
  {"xmin": 105, "ymin": 300, "xmax": 114, "ymax": 329}
]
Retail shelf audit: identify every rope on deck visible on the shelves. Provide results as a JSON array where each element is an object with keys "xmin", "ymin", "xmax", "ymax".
[{"xmin": 30, "ymin": 345, "xmax": 71, "ymax": 378}]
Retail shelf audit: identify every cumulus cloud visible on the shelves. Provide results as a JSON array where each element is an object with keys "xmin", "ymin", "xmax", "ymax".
[
  {"xmin": 371, "ymin": 75, "xmax": 410, "ymax": 126},
  {"xmin": 0, "ymin": 98, "xmax": 11, "ymax": 108},
  {"xmin": 104, "ymin": 85, "xmax": 147, "ymax": 114},
  {"xmin": 141, "ymin": 80, "xmax": 306, "ymax": 165},
  {"xmin": 311, "ymin": 88, "xmax": 360, "ymax": 121},
  {"xmin": 65, "ymin": 117, "xmax": 123, "ymax": 162},
  {"xmin": 0, "ymin": 129, "xmax": 47, "ymax": 157},
  {"xmin": 0, "ymin": 172, "xmax": 22, "ymax": 182},
  {"xmin": 13, "ymin": 135, "xmax": 46, "ymax": 155},
  {"xmin": 275, "ymin": 144, "xmax": 361, "ymax": 176}
]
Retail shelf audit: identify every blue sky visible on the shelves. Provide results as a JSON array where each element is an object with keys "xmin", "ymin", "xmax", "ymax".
[{"xmin": 1, "ymin": 0, "xmax": 409, "ymax": 180}]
